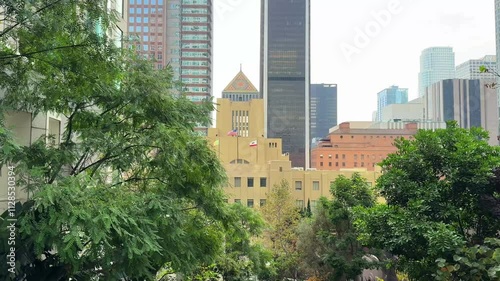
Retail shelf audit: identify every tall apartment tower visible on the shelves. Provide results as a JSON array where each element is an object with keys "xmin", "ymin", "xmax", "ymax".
[
  {"xmin": 127, "ymin": 0, "xmax": 213, "ymax": 133},
  {"xmin": 260, "ymin": 0, "xmax": 311, "ymax": 168},
  {"xmin": 418, "ymin": 47, "xmax": 455, "ymax": 97},
  {"xmin": 310, "ymin": 84, "xmax": 337, "ymax": 141},
  {"xmin": 376, "ymin": 86, "xmax": 408, "ymax": 122}
]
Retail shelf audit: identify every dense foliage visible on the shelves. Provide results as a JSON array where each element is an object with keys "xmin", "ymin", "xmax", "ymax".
[
  {"xmin": 355, "ymin": 122, "xmax": 500, "ymax": 280},
  {"xmin": 0, "ymin": 1, "xmax": 241, "ymax": 280},
  {"xmin": 261, "ymin": 180, "xmax": 302, "ymax": 280}
]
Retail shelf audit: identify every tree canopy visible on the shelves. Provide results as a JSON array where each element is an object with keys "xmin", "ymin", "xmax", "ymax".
[
  {"xmin": 0, "ymin": 1, "xmax": 238, "ymax": 280},
  {"xmin": 354, "ymin": 122, "xmax": 500, "ymax": 280}
]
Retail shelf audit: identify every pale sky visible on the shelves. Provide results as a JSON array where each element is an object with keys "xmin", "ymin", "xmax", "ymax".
[{"xmin": 212, "ymin": 0, "xmax": 495, "ymax": 123}]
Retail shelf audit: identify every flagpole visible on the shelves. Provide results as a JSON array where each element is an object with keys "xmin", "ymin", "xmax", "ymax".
[{"xmin": 236, "ymin": 135, "xmax": 239, "ymax": 161}]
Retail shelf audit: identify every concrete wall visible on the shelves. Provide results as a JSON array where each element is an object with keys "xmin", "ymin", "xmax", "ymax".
[{"xmin": 0, "ymin": 111, "xmax": 65, "ymax": 212}]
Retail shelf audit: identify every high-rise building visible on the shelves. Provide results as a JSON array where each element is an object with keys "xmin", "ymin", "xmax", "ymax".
[
  {"xmin": 376, "ymin": 86, "xmax": 408, "ymax": 121},
  {"xmin": 310, "ymin": 84, "xmax": 337, "ymax": 141},
  {"xmin": 418, "ymin": 47, "xmax": 455, "ymax": 97},
  {"xmin": 127, "ymin": 0, "xmax": 167, "ymax": 66},
  {"xmin": 422, "ymin": 79, "xmax": 498, "ymax": 145},
  {"xmin": 456, "ymin": 55, "xmax": 497, "ymax": 80},
  {"xmin": 127, "ymin": 0, "xmax": 213, "ymax": 133},
  {"xmin": 260, "ymin": 0, "xmax": 310, "ymax": 168}
]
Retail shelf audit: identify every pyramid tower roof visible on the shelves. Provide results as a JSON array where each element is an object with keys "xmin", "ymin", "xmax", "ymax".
[{"xmin": 223, "ymin": 70, "xmax": 258, "ymax": 93}]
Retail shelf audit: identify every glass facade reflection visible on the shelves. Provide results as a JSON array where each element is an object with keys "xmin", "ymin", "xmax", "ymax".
[
  {"xmin": 261, "ymin": 0, "xmax": 310, "ymax": 168},
  {"xmin": 310, "ymin": 84, "xmax": 337, "ymax": 142}
]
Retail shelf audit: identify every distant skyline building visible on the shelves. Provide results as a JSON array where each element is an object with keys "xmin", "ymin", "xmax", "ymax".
[
  {"xmin": 456, "ymin": 55, "xmax": 497, "ymax": 80},
  {"xmin": 422, "ymin": 79, "xmax": 498, "ymax": 145},
  {"xmin": 376, "ymin": 86, "xmax": 408, "ymax": 121},
  {"xmin": 418, "ymin": 47, "xmax": 455, "ymax": 97},
  {"xmin": 310, "ymin": 84, "xmax": 337, "ymax": 141},
  {"xmin": 260, "ymin": 0, "xmax": 311, "ymax": 168},
  {"xmin": 127, "ymin": 0, "xmax": 213, "ymax": 134}
]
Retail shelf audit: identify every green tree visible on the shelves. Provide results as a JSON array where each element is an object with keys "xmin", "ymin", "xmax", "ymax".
[
  {"xmin": 297, "ymin": 173, "xmax": 378, "ymax": 281},
  {"xmin": 434, "ymin": 238, "xmax": 500, "ymax": 281},
  {"xmin": 261, "ymin": 179, "xmax": 302, "ymax": 280},
  {"xmin": 0, "ymin": 0, "xmax": 235, "ymax": 280},
  {"xmin": 355, "ymin": 122, "xmax": 500, "ymax": 280},
  {"xmin": 198, "ymin": 203, "xmax": 274, "ymax": 281}
]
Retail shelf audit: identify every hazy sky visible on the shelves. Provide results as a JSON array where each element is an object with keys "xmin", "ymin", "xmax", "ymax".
[{"xmin": 212, "ymin": 0, "xmax": 495, "ymax": 123}]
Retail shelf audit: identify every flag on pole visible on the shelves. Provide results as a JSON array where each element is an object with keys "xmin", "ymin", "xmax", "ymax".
[
  {"xmin": 227, "ymin": 129, "xmax": 238, "ymax": 137},
  {"xmin": 213, "ymin": 139, "xmax": 219, "ymax": 146},
  {"xmin": 249, "ymin": 140, "xmax": 258, "ymax": 147}
]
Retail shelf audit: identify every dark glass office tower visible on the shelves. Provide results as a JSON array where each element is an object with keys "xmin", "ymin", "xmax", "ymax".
[
  {"xmin": 310, "ymin": 84, "xmax": 337, "ymax": 141},
  {"xmin": 260, "ymin": 0, "xmax": 310, "ymax": 168}
]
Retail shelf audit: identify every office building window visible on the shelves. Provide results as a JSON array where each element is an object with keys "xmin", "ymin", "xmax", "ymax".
[
  {"xmin": 234, "ymin": 177, "xmax": 241, "ymax": 187},
  {"xmin": 295, "ymin": 181, "xmax": 302, "ymax": 191},
  {"xmin": 247, "ymin": 199, "xmax": 254, "ymax": 208},
  {"xmin": 260, "ymin": 177, "xmax": 267, "ymax": 187},
  {"xmin": 247, "ymin": 177, "xmax": 254, "ymax": 188},
  {"xmin": 320, "ymin": 162, "xmax": 323, "ymax": 167},
  {"xmin": 313, "ymin": 181, "xmax": 319, "ymax": 191},
  {"xmin": 329, "ymin": 162, "xmax": 332, "ymax": 167},
  {"xmin": 342, "ymin": 162, "xmax": 345, "ymax": 167},
  {"xmin": 234, "ymin": 199, "xmax": 241, "ymax": 204},
  {"xmin": 260, "ymin": 199, "xmax": 266, "ymax": 207}
]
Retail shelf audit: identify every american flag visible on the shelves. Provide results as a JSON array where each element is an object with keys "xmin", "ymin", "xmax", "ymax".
[{"xmin": 227, "ymin": 129, "xmax": 238, "ymax": 137}]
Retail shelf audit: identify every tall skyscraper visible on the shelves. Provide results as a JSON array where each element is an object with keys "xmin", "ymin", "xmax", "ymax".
[
  {"xmin": 260, "ymin": 0, "xmax": 310, "ymax": 168},
  {"xmin": 310, "ymin": 84, "xmax": 337, "ymax": 141},
  {"xmin": 456, "ymin": 56, "xmax": 497, "ymax": 80},
  {"xmin": 127, "ymin": 0, "xmax": 213, "ymax": 133},
  {"xmin": 376, "ymin": 86, "xmax": 408, "ymax": 121},
  {"xmin": 418, "ymin": 47, "xmax": 455, "ymax": 97}
]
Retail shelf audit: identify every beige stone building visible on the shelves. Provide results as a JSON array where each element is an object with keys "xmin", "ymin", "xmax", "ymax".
[{"xmin": 208, "ymin": 71, "xmax": 382, "ymax": 209}]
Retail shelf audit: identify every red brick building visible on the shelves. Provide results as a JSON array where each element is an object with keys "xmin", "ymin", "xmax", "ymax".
[{"xmin": 311, "ymin": 122, "xmax": 418, "ymax": 171}]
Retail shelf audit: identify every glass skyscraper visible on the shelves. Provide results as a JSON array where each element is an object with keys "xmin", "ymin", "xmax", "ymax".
[
  {"xmin": 418, "ymin": 47, "xmax": 455, "ymax": 97},
  {"xmin": 310, "ymin": 84, "xmax": 337, "ymax": 141},
  {"xmin": 376, "ymin": 86, "xmax": 408, "ymax": 122},
  {"xmin": 260, "ymin": 0, "xmax": 310, "ymax": 168}
]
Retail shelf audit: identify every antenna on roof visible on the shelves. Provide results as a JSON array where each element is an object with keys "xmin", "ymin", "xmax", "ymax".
[{"xmin": 240, "ymin": 63, "xmax": 242, "ymax": 72}]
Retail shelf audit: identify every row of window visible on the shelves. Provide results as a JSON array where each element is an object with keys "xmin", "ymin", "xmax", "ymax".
[
  {"xmin": 319, "ymin": 154, "xmax": 384, "ymax": 160},
  {"xmin": 128, "ymin": 26, "xmax": 151, "ymax": 32},
  {"xmin": 318, "ymin": 162, "xmax": 377, "ymax": 168},
  {"xmin": 233, "ymin": 177, "xmax": 267, "ymax": 188},
  {"xmin": 231, "ymin": 199, "xmax": 318, "ymax": 209},
  {"xmin": 129, "ymin": 7, "xmax": 163, "ymax": 14},
  {"xmin": 336, "ymin": 135, "xmax": 412, "ymax": 139}
]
